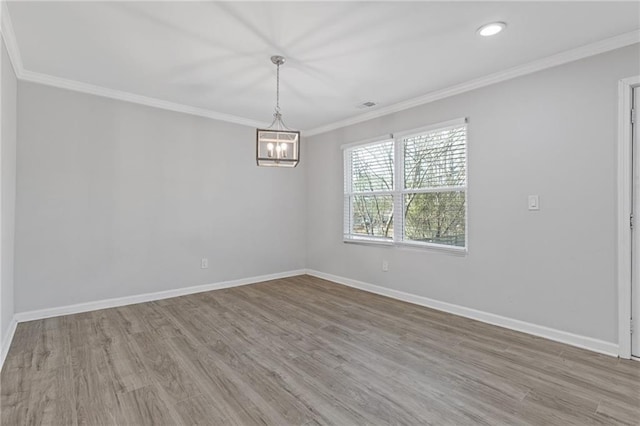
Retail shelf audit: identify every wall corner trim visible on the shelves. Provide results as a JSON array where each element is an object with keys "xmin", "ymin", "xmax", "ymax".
[{"xmin": 305, "ymin": 269, "xmax": 620, "ymax": 358}]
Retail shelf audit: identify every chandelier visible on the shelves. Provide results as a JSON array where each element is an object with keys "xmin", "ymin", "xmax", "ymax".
[{"xmin": 256, "ymin": 56, "xmax": 300, "ymax": 167}]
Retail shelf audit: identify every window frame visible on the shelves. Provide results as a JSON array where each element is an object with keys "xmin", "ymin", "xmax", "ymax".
[
  {"xmin": 343, "ymin": 118, "xmax": 468, "ymax": 253},
  {"xmin": 343, "ymin": 136, "xmax": 396, "ymax": 244}
]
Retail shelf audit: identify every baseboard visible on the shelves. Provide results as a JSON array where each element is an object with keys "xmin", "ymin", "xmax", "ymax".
[
  {"xmin": 0, "ymin": 317, "xmax": 18, "ymax": 370},
  {"xmin": 7, "ymin": 269, "xmax": 620, "ymax": 360},
  {"xmin": 305, "ymin": 269, "xmax": 620, "ymax": 358},
  {"xmin": 13, "ymin": 269, "xmax": 307, "ymax": 323}
]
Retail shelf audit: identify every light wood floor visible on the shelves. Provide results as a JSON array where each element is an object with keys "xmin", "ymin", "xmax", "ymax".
[{"xmin": 1, "ymin": 275, "xmax": 639, "ymax": 425}]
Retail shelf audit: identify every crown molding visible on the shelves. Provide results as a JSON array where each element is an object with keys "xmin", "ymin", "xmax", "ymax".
[
  {"xmin": 19, "ymin": 69, "xmax": 265, "ymax": 127},
  {"xmin": 0, "ymin": 0, "xmax": 24, "ymax": 77},
  {"xmin": 1, "ymin": 0, "xmax": 639, "ymax": 133},
  {"xmin": 0, "ymin": 1, "xmax": 263, "ymax": 128},
  {"xmin": 304, "ymin": 29, "xmax": 640, "ymax": 136}
]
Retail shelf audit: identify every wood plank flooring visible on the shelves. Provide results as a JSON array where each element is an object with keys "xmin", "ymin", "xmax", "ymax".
[{"xmin": 2, "ymin": 275, "xmax": 639, "ymax": 425}]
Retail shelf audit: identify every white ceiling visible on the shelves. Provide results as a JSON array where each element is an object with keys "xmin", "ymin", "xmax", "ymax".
[{"xmin": 6, "ymin": 1, "xmax": 640, "ymax": 132}]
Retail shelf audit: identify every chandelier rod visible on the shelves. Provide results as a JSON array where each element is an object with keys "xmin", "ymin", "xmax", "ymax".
[{"xmin": 276, "ymin": 60, "xmax": 281, "ymax": 114}]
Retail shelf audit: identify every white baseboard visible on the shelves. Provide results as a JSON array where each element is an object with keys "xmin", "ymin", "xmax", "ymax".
[
  {"xmin": 5, "ymin": 268, "xmax": 620, "ymax": 366},
  {"xmin": 1, "ymin": 317, "xmax": 18, "ymax": 370},
  {"xmin": 13, "ymin": 269, "xmax": 306, "ymax": 323},
  {"xmin": 305, "ymin": 269, "xmax": 619, "ymax": 357}
]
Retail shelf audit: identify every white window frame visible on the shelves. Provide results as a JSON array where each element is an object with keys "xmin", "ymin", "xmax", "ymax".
[
  {"xmin": 343, "ymin": 136, "xmax": 395, "ymax": 244},
  {"xmin": 343, "ymin": 118, "xmax": 468, "ymax": 253}
]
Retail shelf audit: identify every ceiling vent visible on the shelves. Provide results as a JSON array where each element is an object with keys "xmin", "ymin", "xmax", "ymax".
[{"xmin": 356, "ymin": 101, "xmax": 377, "ymax": 109}]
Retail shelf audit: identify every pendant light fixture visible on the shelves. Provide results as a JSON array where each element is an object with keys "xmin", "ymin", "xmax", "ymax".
[{"xmin": 256, "ymin": 55, "xmax": 300, "ymax": 167}]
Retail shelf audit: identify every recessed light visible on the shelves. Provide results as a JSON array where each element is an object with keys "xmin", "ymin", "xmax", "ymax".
[{"xmin": 477, "ymin": 22, "xmax": 506, "ymax": 37}]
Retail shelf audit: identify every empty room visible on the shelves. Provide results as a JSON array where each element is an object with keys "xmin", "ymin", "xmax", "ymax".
[{"xmin": 1, "ymin": 1, "xmax": 639, "ymax": 424}]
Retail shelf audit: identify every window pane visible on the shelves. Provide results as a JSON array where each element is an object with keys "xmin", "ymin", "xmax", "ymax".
[
  {"xmin": 404, "ymin": 126, "xmax": 466, "ymax": 189},
  {"xmin": 404, "ymin": 192, "xmax": 465, "ymax": 247},
  {"xmin": 351, "ymin": 141, "xmax": 394, "ymax": 192},
  {"xmin": 352, "ymin": 195, "xmax": 394, "ymax": 238}
]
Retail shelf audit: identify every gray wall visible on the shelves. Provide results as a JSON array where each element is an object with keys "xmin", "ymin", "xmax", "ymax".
[
  {"xmin": 306, "ymin": 44, "xmax": 640, "ymax": 344},
  {"xmin": 15, "ymin": 83, "xmax": 306, "ymax": 312},
  {"xmin": 9, "ymin": 41, "xmax": 639, "ymax": 347},
  {"xmin": 1, "ymin": 39, "xmax": 17, "ymax": 345}
]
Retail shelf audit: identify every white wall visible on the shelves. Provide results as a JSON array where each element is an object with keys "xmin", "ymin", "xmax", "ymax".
[
  {"xmin": 1, "ymin": 38, "xmax": 17, "ymax": 350},
  {"xmin": 306, "ymin": 44, "xmax": 640, "ymax": 345},
  {"xmin": 14, "ymin": 82, "xmax": 306, "ymax": 312}
]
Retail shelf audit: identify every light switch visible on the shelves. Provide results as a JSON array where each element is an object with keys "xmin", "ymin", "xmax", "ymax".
[{"xmin": 528, "ymin": 195, "xmax": 539, "ymax": 211}]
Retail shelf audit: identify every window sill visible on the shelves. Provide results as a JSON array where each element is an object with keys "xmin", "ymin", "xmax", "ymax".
[
  {"xmin": 396, "ymin": 241, "xmax": 468, "ymax": 256},
  {"xmin": 343, "ymin": 238, "xmax": 468, "ymax": 255},
  {"xmin": 343, "ymin": 238, "xmax": 394, "ymax": 247}
]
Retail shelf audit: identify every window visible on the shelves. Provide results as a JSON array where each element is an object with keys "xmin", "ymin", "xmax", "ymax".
[
  {"xmin": 344, "ymin": 139, "xmax": 395, "ymax": 240},
  {"xmin": 343, "ymin": 118, "xmax": 467, "ymax": 251}
]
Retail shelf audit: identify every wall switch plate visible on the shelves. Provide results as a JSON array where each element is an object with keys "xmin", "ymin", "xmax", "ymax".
[
  {"xmin": 528, "ymin": 195, "xmax": 540, "ymax": 211},
  {"xmin": 382, "ymin": 260, "xmax": 389, "ymax": 272},
  {"xmin": 201, "ymin": 258, "xmax": 208, "ymax": 269}
]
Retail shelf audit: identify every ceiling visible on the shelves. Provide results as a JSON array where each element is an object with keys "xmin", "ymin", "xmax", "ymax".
[{"xmin": 6, "ymin": 1, "xmax": 640, "ymax": 132}]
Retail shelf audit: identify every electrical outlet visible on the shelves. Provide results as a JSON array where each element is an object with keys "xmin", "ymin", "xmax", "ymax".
[
  {"xmin": 201, "ymin": 258, "xmax": 208, "ymax": 269},
  {"xmin": 382, "ymin": 260, "xmax": 389, "ymax": 272}
]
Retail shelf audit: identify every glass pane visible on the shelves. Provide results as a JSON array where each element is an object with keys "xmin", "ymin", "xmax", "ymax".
[
  {"xmin": 404, "ymin": 126, "xmax": 466, "ymax": 189},
  {"xmin": 351, "ymin": 141, "xmax": 394, "ymax": 192},
  {"xmin": 257, "ymin": 129, "xmax": 299, "ymax": 163},
  {"xmin": 352, "ymin": 195, "xmax": 394, "ymax": 239},
  {"xmin": 404, "ymin": 192, "xmax": 465, "ymax": 247}
]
